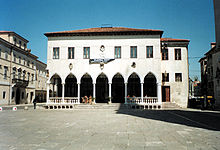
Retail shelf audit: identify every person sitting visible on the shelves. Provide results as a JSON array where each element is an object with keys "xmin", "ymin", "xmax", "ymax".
[
  {"xmin": 89, "ymin": 95, "xmax": 92, "ymax": 104},
  {"xmin": 84, "ymin": 96, "xmax": 88, "ymax": 104}
]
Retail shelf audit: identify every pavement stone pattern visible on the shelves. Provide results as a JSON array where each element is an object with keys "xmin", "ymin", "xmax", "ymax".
[{"xmin": 0, "ymin": 107, "xmax": 220, "ymax": 150}]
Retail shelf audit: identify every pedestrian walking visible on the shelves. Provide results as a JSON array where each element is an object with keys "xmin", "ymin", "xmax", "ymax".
[{"xmin": 33, "ymin": 96, "xmax": 39, "ymax": 109}]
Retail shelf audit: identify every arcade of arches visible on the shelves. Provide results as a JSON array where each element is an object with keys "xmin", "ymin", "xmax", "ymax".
[{"xmin": 48, "ymin": 73, "xmax": 160, "ymax": 103}]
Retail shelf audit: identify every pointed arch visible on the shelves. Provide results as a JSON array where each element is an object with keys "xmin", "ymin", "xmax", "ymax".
[
  {"xmin": 65, "ymin": 73, "xmax": 77, "ymax": 97},
  {"xmin": 144, "ymin": 72, "xmax": 157, "ymax": 97},
  {"xmin": 127, "ymin": 72, "xmax": 141, "ymax": 97},
  {"xmin": 112, "ymin": 73, "xmax": 125, "ymax": 103},
  {"xmin": 96, "ymin": 72, "xmax": 109, "ymax": 103},
  {"xmin": 80, "ymin": 73, "xmax": 93, "ymax": 101}
]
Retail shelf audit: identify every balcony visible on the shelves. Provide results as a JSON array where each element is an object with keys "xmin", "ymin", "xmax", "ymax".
[{"xmin": 12, "ymin": 79, "xmax": 29, "ymax": 87}]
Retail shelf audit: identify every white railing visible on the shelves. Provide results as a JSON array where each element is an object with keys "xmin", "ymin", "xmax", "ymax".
[
  {"xmin": 126, "ymin": 97, "xmax": 159, "ymax": 104},
  {"xmin": 126, "ymin": 97, "xmax": 161, "ymax": 109},
  {"xmin": 48, "ymin": 97, "xmax": 79, "ymax": 104}
]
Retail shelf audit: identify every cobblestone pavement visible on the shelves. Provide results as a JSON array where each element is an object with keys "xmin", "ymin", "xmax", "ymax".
[{"xmin": 0, "ymin": 107, "xmax": 220, "ymax": 150}]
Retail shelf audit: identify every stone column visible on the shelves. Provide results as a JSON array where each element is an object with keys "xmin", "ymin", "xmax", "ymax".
[
  {"xmin": 125, "ymin": 82, "xmax": 127, "ymax": 104},
  {"xmin": 78, "ymin": 83, "xmax": 80, "ymax": 104},
  {"xmin": 93, "ymin": 83, "xmax": 96, "ymax": 103},
  {"xmin": 109, "ymin": 83, "xmax": 112, "ymax": 103},
  {"xmin": 141, "ymin": 83, "xmax": 144, "ymax": 103},
  {"xmin": 62, "ymin": 83, "xmax": 65, "ymax": 103},
  {"xmin": 46, "ymin": 83, "xmax": 50, "ymax": 104},
  {"xmin": 157, "ymin": 82, "xmax": 162, "ymax": 104}
]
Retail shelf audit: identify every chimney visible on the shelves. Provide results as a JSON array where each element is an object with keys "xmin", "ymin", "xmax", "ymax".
[{"xmin": 211, "ymin": 42, "xmax": 216, "ymax": 48}]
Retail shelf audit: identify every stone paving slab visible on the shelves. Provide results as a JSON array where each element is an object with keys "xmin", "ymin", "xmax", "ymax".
[{"xmin": 0, "ymin": 108, "xmax": 220, "ymax": 150}]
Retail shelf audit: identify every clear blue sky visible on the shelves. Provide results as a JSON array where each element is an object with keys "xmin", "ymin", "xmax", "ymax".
[{"xmin": 0, "ymin": 0, "xmax": 215, "ymax": 80}]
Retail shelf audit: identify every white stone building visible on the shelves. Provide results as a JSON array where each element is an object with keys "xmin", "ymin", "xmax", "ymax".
[
  {"xmin": 0, "ymin": 31, "xmax": 47, "ymax": 105},
  {"xmin": 45, "ymin": 27, "xmax": 189, "ymax": 108}
]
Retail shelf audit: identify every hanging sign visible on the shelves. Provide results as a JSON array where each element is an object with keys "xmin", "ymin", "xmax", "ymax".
[{"xmin": 89, "ymin": 59, "xmax": 114, "ymax": 64}]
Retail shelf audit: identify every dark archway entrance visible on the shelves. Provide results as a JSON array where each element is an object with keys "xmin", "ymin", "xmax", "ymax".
[
  {"xmin": 144, "ymin": 73, "xmax": 157, "ymax": 97},
  {"xmin": 50, "ymin": 74, "xmax": 62, "ymax": 97},
  {"xmin": 15, "ymin": 88, "xmax": 20, "ymax": 104},
  {"xmin": 112, "ymin": 73, "xmax": 125, "ymax": 103},
  {"xmin": 96, "ymin": 73, "xmax": 108, "ymax": 103},
  {"xmin": 65, "ymin": 74, "xmax": 77, "ymax": 97},
  {"xmin": 80, "ymin": 74, "xmax": 93, "ymax": 102},
  {"xmin": 128, "ymin": 73, "xmax": 141, "ymax": 97}
]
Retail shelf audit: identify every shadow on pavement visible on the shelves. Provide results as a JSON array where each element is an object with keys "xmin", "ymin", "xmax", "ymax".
[{"xmin": 116, "ymin": 104, "xmax": 220, "ymax": 131}]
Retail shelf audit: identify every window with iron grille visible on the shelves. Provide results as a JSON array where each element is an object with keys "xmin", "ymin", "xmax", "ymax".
[
  {"xmin": 83, "ymin": 47, "xmax": 90, "ymax": 59},
  {"xmin": 161, "ymin": 49, "xmax": 168, "ymax": 60},
  {"xmin": 146, "ymin": 46, "xmax": 153, "ymax": 58},
  {"xmin": 68, "ymin": 47, "xmax": 74, "ymax": 59},
  {"xmin": 162, "ymin": 73, "xmax": 169, "ymax": 82},
  {"xmin": 175, "ymin": 49, "xmax": 181, "ymax": 60},
  {"xmin": 114, "ymin": 46, "xmax": 121, "ymax": 58},
  {"xmin": 130, "ymin": 46, "xmax": 137, "ymax": 58},
  {"xmin": 175, "ymin": 73, "xmax": 182, "ymax": 82},
  {"xmin": 53, "ymin": 47, "xmax": 59, "ymax": 59}
]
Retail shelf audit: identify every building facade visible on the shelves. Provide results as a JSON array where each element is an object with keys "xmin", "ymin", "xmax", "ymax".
[
  {"xmin": 200, "ymin": 42, "xmax": 220, "ymax": 106},
  {"xmin": 45, "ymin": 27, "xmax": 189, "ymax": 108},
  {"xmin": 0, "ymin": 31, "xmax": 47, "ymax": 105}
]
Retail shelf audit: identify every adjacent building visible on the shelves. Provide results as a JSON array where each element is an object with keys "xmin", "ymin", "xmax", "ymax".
[
  {"xmin": 45, "ymin": 27, "xmax": 190, "ymax": 108},
  {"xmin": 0, "ymin": 31, "xmax": 47, "ymax": 105},
  {"xmin": 199, "ymin": 42, "xmax": 220, "ymax": 106}
]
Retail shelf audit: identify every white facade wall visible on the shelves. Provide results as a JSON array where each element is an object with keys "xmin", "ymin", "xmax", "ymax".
[
  {"xmin": 47, "ymin": 34, "xmax": 189, "ymax": 108},
  {"xmin": 47, "ymin": 35, "xmax": 161, "ymax": 84}
]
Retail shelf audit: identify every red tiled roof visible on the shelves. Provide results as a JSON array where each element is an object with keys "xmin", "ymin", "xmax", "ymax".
[
  {"xmin": 161, "ymin": 38, "xmax": 190, "ymax": 42},
  {"xmin": 0, "ymin": 31, "xmax": 13, "ymax": 33},
  {"xmin": 45, "ymin": 27, "xmax": 163, "ymax": 37}
]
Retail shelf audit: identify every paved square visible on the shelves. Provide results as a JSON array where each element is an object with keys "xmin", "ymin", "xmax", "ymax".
[{"xmin": 0, "ymin": 107, "xmax": 220, "ymax": 150}]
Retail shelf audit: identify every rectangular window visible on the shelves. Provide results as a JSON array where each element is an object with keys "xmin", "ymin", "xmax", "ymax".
[
  {"xmin": 19, "ymin": 41, "xmax": 22, "ymax": 47},
  {"xmin": 32, "ymin": 62, "xmax": 34, "ymax": 69},
  {"xmin": 4, "ymin": 67, "xmax": 8, "ymax": 79},
  {"xmin": 14, "ymin": 54, "xmax": 16, "ymax": 62},
  {"xmin": 83, "ymin": 47, "xmax": 90, "ymax": 59},
  {"xmin": 24, "ymin": 43, "xmax": 26, "ymax": 49},
  {"xmin": 14, "ymin": 37, "xmax": 16, "ymax": 45},
  {"xmin": 19, "ymin": 57, "xmax": 21, "ymax": 64},
  {"xmin": 68, "ymin": 47, "xmax": 74, "ymax": 59},
  {"xmin": 162, "ymin": 73, "xmax": 169, "ymax": 82},
  {"xmin": 27, "ymin": 73, "xmax": 30, "ymax": 81},
  {"xmin": 130, "ymin": 46, "xmax": 137, "ymax": 58},
  {"xmin": 12, "ymin": 69, "xmax": 16, "ymax": 79},
  {"xmin": 114, "ymin": 46, "xmax": 121, "ymax": 58},
  {"xmin": 162, "ymin": 49, "xmax": 168, "ymax": 60},
  {"xmin": 31, "ymin": 74, "xmax": 34, "ymax": 83},
  {"xmin": 18, "ymin": 70, "xmax": 21, "ymax": 79},
  {"xmin": 5, "ymin": 51, "xmax": 8, "ymax": 60},
  {"xmin": 175, "ymin": 73, "xmax": 182, "ymax": 82},
  {"xmin": 3, "ymin": 91, "xmax": 6, "ymax": 99},
  {"xmin": 23, "ymin": 72, "xmax": 26, "ymax": 80},
  {"xmin": 146, "ymin": 46, "xmax": 153, "ymax": 58},
  {"xmin": 175, "ymin": 49, "xmax": 181, "ymax": 60},
  {"xmin": 53, "ymin": 47, "xmax": 59, "ymax": 59}
]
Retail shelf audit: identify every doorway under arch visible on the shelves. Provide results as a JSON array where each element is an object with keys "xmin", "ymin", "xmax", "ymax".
[
  {"xmin": 96, "ymin": 73, "xmax": 109, "ymax": 103},
  {"xmin": 127, "ymin": 73, "xmax": 141, "ymax": 97},
  {"xmin": 80, "ymin": 74, "xmax": 93, "ymax": 102},
  {"xmin": 112, "ymin": 73, "xmax": 125, "ymax": 103},
  {"xmin": 65, "ymin": 74, "xmax": 77, "ymax": 97},
  {"xmin": 144, "ymin": 73, "xmax": 157, "ymax": 97}
]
